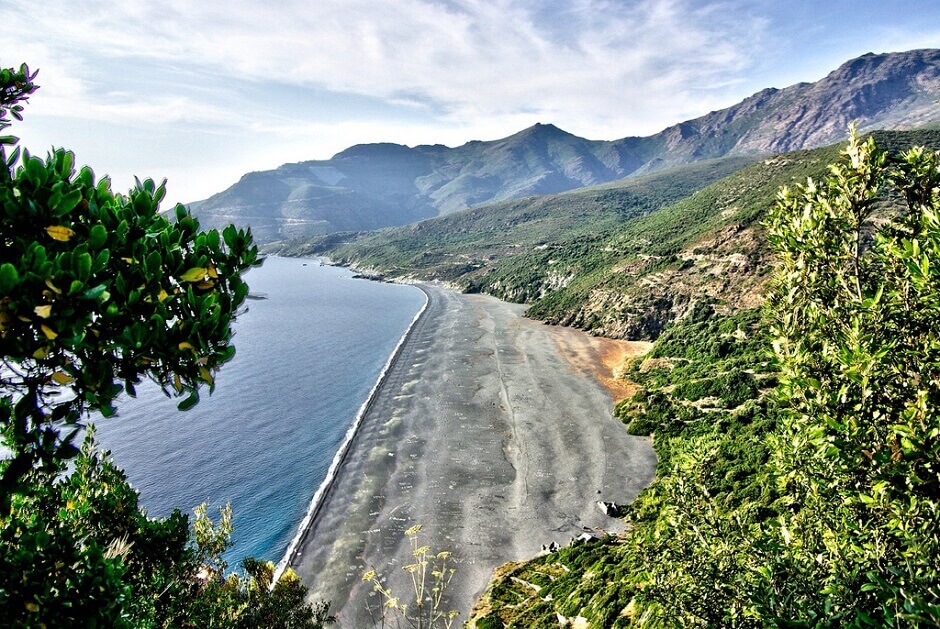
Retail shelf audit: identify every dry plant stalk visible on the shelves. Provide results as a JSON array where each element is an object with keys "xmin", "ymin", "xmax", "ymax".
[{"xmin": 362, "ymin": 525, "xmax": 459, "ymax": 629}]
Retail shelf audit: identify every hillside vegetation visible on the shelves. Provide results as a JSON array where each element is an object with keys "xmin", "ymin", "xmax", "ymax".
[
  {"xmin": 274, "ymin": 155, "xmax": 752, "ymax": 281},
  {"xmin": 466, "ymin": 131, "xmax": 940, "ymax": 626},
  {"xmin": 283, "ymin": 130, "xmax": 940, "ymax": 341}
]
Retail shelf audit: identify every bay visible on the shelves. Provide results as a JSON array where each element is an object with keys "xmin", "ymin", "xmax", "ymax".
[{"xmin": 93, "ymin": 256, "xmax": 426, "ymax": 565}]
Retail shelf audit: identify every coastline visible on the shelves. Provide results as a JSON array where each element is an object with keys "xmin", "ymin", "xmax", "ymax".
[
  {"xmin": 272, "ymin": 281, "xmax": 430, "ymax": 583},
  {"xmin": 288, "ymin": 282, "xmax": 657, "ymax": 624}
]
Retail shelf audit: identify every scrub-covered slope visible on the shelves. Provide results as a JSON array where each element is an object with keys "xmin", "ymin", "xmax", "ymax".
[{"xmin": 293, "ymin": 130, "xmax": 940, "ymax": 341}]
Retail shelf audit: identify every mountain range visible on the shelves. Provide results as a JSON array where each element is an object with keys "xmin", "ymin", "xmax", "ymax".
[
  {"xmin": 283, "ymin": 128, "xmax": 940, "ymax": 340},
  {"xmin": 193, "ymin": 49, "xmax": 940, "ymax": 243}
]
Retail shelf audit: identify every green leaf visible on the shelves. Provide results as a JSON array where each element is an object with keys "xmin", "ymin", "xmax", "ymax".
[
  {"xmin": 0, "ymin": 263, "xmax": 19, "ymax": 293},
  {"xmin": 82, "ymin": 284, "xmax": 108, "ymax": 301},
  {"xmin": 76, "ymin": 252, "xmax": 93, "ymax": 279},
  {"xmin": 219, "ymin": 345, "xmax": 236, "ymax": 362},
  {"xmin": 88, "ymin": 224, "xmax": 108, "ymax": 249},
  {"xmin": 234, "ymin": 281, "xmax": 248, "ymax": 304},
  {"xmin": 5, "ymin": 145, "xmax": 20, "ymax": 167},
  {"xmin": 93, "ymin": 249, "xmax": 110, "ymax": 273},
  {"xmin": 177, "ymin": 390, "xmax": 200, "ymax": 411},
  {"xmin": 146, "ymin": 251, "xmax": 162, "ymax": 276},
  {"xmin": 54, "ymin": 189, "xmax": 82, "ymax": 216},
  {"xmin": 223, "ymin": 225, "xmax": 236, "ymax": 249}
]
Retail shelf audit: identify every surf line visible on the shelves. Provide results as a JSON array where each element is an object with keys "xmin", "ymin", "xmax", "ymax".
[{"xmin": 271, "ymin": 282, "xmax": 431, "ymax": 585}]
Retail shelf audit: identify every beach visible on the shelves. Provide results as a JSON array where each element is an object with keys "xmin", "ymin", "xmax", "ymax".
[{"xmin": 289, "ymin": 283, "xmax": 657, "ymax": 625}]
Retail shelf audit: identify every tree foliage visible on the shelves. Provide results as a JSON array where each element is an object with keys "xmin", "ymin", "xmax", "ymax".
[
  {"xmin": 0, "ymin": 62, "xmax": 331, "ymax": 626},
  {"xmin": 757, "ymin": 128, "xmax": 940, "ymax": 624},
  {"xmin": 0, "ymin": 116, "xmax": 259, "ymax": 500},
  {"xmin": 1, "ymin": 432, "xmax": 334, "ymax": 627}
]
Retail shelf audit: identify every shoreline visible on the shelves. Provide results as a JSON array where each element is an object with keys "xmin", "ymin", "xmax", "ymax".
[
  {"xmin": 271, "ymin": 280, "xmax": 430, "ymax": 583},
  {"xmin": 288, "ymin": 282, "xmax": 657, "ymax": 623}
]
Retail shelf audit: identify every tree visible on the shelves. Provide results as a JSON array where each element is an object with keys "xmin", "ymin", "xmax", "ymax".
[
  {"xmin": 0, "ymin": 63, "xmax": 258, "ymax": 504},
  {"xmin": 2, "ymin": 430, "xmax": 335, "ymax": 627},
  {"xmin": 0, "ymin": 62, "xmax": 332, "ymax": 626},
  {"xmin": 759, "ymin": 128, "xmax": 940, "ymax": 624}
]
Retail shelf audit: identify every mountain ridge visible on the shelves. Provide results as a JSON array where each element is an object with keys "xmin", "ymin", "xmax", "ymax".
[
  {"xmin": 193, "ymin": 49, "xmax": 940, "ymax": 243},
  {"xmin": 277, "ymin": 129, "xmax": 940, "ymax": 342}
]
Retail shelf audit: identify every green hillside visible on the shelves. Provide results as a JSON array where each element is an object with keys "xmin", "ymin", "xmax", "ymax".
[
  {"xmin": 282, "ymin": 130, "xmax": 940, "ymax": 341},
  {"xmin": 467, "ymin": 130, "xmax": 940, "ymax": 627},
  {"xmin": 274, "ymin": 155, "xmax": 753, "ymax": 280}
]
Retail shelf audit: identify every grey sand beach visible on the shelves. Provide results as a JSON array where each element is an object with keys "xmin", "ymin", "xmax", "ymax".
[{"xmin": 290, "ymin": 283, "xmax": 657, "ymax": 625}]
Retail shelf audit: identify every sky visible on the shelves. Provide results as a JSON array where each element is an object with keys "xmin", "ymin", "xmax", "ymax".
[{"xmin": 4, "ymin": 0, "xmax": 940, "ymax": 204}]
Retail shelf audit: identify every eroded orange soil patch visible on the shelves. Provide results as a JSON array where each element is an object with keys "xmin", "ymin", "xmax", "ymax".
[{"xmin": 541, "ymin": 323, "xmax": 653, "ymax": 402}]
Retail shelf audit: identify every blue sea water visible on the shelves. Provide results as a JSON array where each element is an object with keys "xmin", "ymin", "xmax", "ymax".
[{"xmin": 93, "ymin": 256, "xmax": 425, "ymax": 565}]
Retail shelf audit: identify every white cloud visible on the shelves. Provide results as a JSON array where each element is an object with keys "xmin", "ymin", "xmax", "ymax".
[
  {"xmin": 6, "ymin": 0, "xmax": 932, "ymax": 202},
  {"xmin": 2, "ymin": 0, "xmax": 770, "ymax": 137}
]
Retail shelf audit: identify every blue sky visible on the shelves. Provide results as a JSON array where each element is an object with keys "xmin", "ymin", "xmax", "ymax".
[{"xmin": 4, "ymin": 0, "xmax": 939, "ymax": 203}]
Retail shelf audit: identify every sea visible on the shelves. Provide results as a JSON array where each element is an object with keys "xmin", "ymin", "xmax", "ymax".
[{"xmin": 93, "ymin": 256, "xmax": 426, "ymax": 566}]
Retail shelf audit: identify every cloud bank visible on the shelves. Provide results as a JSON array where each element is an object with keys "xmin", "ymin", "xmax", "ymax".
[
  {"xmin": 4, "ymin": 0, "xmax": 771, "ymax": 136},
  {"xmin": 2, "ymin": 0, "xmax": 935, "ymax": 201}
]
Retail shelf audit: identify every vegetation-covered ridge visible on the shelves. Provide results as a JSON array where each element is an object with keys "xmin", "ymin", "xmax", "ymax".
[
  {"xmin": 280, "ymin": 129, "xmax": 940, "ymax": 342},
  {"xmin": 467, "ymin": 131, "xmax": 940, "ymax": 626},
  {"xmin": 273, "ymin": 155, "xmax": 752, "ymax": 280}
]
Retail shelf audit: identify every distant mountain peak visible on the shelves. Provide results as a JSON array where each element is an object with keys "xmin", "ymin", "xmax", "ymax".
[
  {"xmin": 517, "ymin": 122, "xmax": 571, "ymax": 137},
  {"xmin": 192, "ymin": 48, "xmax": 940, "ymax": 244},
  {"xmin": 498, "ymin": 122, "xmax": 584, "ymax": 148},
  {"xmin": 332, "ymin": 142, "xmax": 415, "ymax": 160}
]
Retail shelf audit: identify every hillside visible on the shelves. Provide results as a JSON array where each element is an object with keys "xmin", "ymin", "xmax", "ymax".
[
  {"xmin": 282, "ymin": 129, "xmax": 940, "ymax": 341},
  {"xmin": 196, "ymin": 49, "xmax": 940, "ymax": 243},
  {"xmin": 274, "ymin": 155, "xmax": 754, "ymax": 281},
  {"xmin": 465, "ymin": 128, "xmax": 940, "ymax": 628}
]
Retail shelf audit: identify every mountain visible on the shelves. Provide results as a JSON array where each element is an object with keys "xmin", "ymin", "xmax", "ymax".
[
  {"xmin": 635, "ymin": 49, "xmax": 940, "ymax": 168},
  {"xmin": 272, "ymin": 155, "xmax": 754, "ymax": 284},
  {"xmin": 282, "ymin": 129, "xmax": 940, "ymax": 340},
  {"xmin": 195, "ymin": 49, "xmax": 940, "ymax": 243}
]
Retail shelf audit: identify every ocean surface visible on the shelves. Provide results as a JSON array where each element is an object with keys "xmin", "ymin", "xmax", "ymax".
[{"xmin": 93, "ymin": 256, "xmax": 426, "ymax": 565}]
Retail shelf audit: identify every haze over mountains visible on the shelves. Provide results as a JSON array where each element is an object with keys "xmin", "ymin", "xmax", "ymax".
[{"xmin": 193, "ymin": 49, "xmax": 940, "ymax": 243}]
